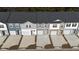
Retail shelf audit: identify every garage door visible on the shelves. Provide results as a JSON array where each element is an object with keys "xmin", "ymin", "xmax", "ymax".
[
  {"xmin": 31, "ymin": 30, "xmax": 36, "ymax": 35},
  {"xmin": 37, "ymin": 30, "xmax": 43, "ymax": 35},
  {"xmin": 10, "ymin": 31, "xmax": 16, "ymax": 35},
  {"xmin": 51, "ymin": 31, "xmax": 57, "ymax": 35},
  {"xmin": 22, "ymin": 30, "xmax": 31, "ymax": 35},
  {"xmin": 63, "ymin": 30, "xmax": 74, "ymax": 34}
]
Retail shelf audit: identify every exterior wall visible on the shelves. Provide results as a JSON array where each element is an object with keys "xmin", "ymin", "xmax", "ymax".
[
  {"xmin": 36, "ymin": 23, "xmax": 49, "ymax": 35},
  {"xmin": 8, "ymin": 23, "xmax": 15, "ymax": 31},
  {"xmin": 0, "ymin": 22, "xmax": 8, "ymax": 36},
  {"xmin": 63, "ymin": 23, "xmax": 78, "ymax": 34},
  {"xmin": 20, "ymin": 21, "xmax": 36, "ymax": 35},
  {"xmin": 8, "ymin": 23, "xmax": 21, "ymax": 35},
  {"xmin": 49, "ymin": 23, "xmax": 61, "ymax": 35},
  {"xmin": 0, "ymin": 22, "xmax": 7, "ymax": 30},
  {"xmin": 64, "ymin": 23, "xmax": 78, "ymax": 29},
  {"xmin": 36, "ymin": 23, "xmax": 49, "ymax": 29},
  {"xmin": 14, "ymin": 23, "xmax": 21, "ymax": 35},
  {"xmin": 49, "ymin": 23, "xmax": 60, "ymax": 30},
  {"xmin": 77, "ymin": 23, "xmax": 79, "ymax": 35},
  {"xmin": 60, "ymin": 23, "xmax": 64, "ymax": 30},
  {"xmin": 0, "ymin": 21, "xmax": 79, "ymax": 36},
  {"xmin": 20, "ymin": 21, "xmax": 36, "ymax": 29}
]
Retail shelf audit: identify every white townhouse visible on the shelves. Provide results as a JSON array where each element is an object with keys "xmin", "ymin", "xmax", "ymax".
[
  {"xmin": 20, "ymin": 21, "xmax": 36, "ymax": 35},
  {"xmin": 0, "ymin": 22, "xmax": 8, "ymax": 36},
  {"xmin": 0, "ymin": 12, "xmax": 9, "ymax": 36},
  {"xmin": 49, "ymin": 19, "xmax": 62, "ymax": 35},
  {"xmin": 63, "ymin": 23, "xmax": 78, "ymax": 34},
  {"xmin": 36, "ymin": 23, "xmax": 49, "ymax": 35}
]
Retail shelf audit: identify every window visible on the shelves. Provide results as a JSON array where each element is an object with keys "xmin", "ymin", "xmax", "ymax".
[
  {"xmin": 53, "ymin": 24, "xmax": 57, "ymax": 28},
  {"xmin": 0, "ymin": 25, "xmax": 4, "ymax": 28},
  {"xmin": 66, "ymin": 24, "xmax": 71, "ymax": 27},
  {"xmin": 72, "ymin": 23, "xmax": 77, "ymax": 27},
  {"xmin": 9, "ymin": 24, "xmax": 13, "ymax": 28},
  {"xmin": 26, "ymin": 25, "xmax": 28, "ymax": 28}
]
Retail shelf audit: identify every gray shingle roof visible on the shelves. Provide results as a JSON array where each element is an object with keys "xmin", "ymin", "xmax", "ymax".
[
  {"xmin": 7, "ymin": 12, "xmax": 37, "ymax": 23},
  {"xmin": 36, "ymin": 12, "xmax": 79, "ymax": 23},
  {"xmin": 0, "ymin": 12, "xmax": 79, "ymax": 23},
  {"xmin": 0, "ymin": 12, "xmax": 9, "ymax": 23}
]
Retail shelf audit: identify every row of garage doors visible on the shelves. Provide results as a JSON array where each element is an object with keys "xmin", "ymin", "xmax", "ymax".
[
  {"xmin": 63, "ymin": 30, "xmax": 75, "ymax": 34},
  {"xmin": 9, "ymin": 30, "xmax": 48, "ymax": 35},
  {"xmin": 3, "ymin": 29, "xmax": 76, "ymax": 35},
  {"xmin": 9, "ymin": 30, "xmax": 58, "ymax": 35},
  {"xmin": 38, "ymin": 30, "xmax": 75, "ymax": 35}
]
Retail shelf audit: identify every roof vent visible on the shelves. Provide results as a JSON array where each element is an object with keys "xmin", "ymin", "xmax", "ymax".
[
  {"xmin": 53, "ymin": 19, "xmax": 63, "ymax": 23},
  {"xmin": 55, "ymin": 19, "xmax": 61, "ymax": 22}
]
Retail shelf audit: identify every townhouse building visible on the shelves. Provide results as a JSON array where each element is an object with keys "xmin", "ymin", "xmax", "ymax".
[{"xmin": 0, "ymin": 12, "xmax": 79, "ymax": 36}]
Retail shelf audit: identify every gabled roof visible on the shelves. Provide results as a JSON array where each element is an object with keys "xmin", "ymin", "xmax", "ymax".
[{"xmin": 0, "ymin": 12, "xmax": 79, "ymax": 23}]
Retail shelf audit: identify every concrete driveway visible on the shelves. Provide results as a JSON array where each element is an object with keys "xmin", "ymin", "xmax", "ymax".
[
  {"xmin": 36, "ymin": 35, "xmax": 52, "ymax": 49},
  {"xmin": 64, "ymin": 34, "xmax": 79, "ymax": 47},
  {"xmin": 50, "ymin": 35, "xmax": 67, "ymax": 48},
  {"xmin": 19, "ymin": 35, "xmax": 35, "ymax": 49},
  {"xmin": 0, "ymin": 36, "xmax": 7, "ymax": 47},
  {"xmin": 1, "ymin": 35, "xmax": 21, "ymax": 49}
]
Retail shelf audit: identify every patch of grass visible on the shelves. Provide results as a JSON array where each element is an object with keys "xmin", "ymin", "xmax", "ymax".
[
  {"xmin": 9, "ymin": 45, "xmax": 19, "ymax": 50},
  {"xmin": 26, "ymin": 44, "xmax": 36, "ymax": 49},
  {"xmin": 44, "ymin": 44, "xmax": 54, "ymax": 49},
  {"xmin": 62, "ymin": 44, "xmax": 72, "ymax": 48}
]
